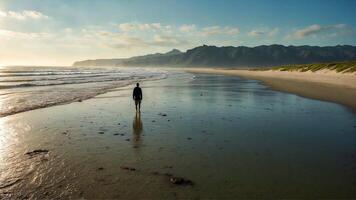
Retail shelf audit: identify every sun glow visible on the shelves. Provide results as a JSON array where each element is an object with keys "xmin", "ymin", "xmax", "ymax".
[{"xmin": 0, "ymin": 117, "xmax": 9, "ymax": 169}]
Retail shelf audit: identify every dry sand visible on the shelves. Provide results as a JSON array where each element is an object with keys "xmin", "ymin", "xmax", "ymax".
[{"xmin": 185, "ymin": 68, "xmax": 356, "ymax": 111}]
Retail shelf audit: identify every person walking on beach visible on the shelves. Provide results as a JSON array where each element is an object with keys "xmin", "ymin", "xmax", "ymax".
[{"xmin": 133, "ymin": 83, "xmax": 142, "ymax": 112}]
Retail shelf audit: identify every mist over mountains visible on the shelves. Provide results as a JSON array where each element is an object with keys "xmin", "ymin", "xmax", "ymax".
[{"xmin": 73, "ymin": 45, "xmax": 356, "ymax": 68}]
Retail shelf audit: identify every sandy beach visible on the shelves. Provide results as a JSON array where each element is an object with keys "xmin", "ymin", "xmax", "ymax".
[
  {"xmin": 185, "ymin": 68, "xmax": 356, "ymax": 111},
  {"xmin": 1, "ymin": 71, "xmax": 355, "ymax": 199}
]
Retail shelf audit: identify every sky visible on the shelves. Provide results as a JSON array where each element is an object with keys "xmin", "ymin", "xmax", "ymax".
[{"xmin": 0, "ymin": 0, "xmax": 355, "ymax": 66}]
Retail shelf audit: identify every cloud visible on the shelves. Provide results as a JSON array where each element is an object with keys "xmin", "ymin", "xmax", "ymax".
[
  {"xmin": 179, "ymin": 24, "xmax": 196, "ymax": 33},
  {"xmin": 109, "ymin": 35, "xmax": 148, "ymax": 49},
  {"xmin": 268, "ymin": 28, "xmax": 279, "ymax": 37},
  {"xmin": 107, "ymin": 34, "xmax": 188, "ymax": 49},
  {"xmin": 152, "ymin": 34, "xmax": 187, "ymax": 46},
  {"xmin": 0, "ymin": 10, "xmax": 49, "ymax": 20},
  {"xmin": 118, "ymin": 23, "xmax": 136, "ymax": 31},
  {"xmin": 118, "ymin": 22, "xmax": 170, "ymax": 32},
  {"xmin": 248, "ymin": 30, "xmax": 264, "ymax": 37},
  {"xmin": 0, "ymin": 29, "xmax": 52, "ymax": 39},
  {"xmin": 287, "ymin": 24, "xmax": 347, "ymax": 39},
  {"xmin": 247, "ymin": 28, "xmax": 279, "ymax": 37},
  {"xmin": 201, "ymin": 26, "xmax": 239, "ymax": 36}
]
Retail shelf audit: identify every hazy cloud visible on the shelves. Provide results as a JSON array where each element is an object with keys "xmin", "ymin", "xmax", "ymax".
[
  {"xmin": 0, "ymin": 10, "xmax": 49, "ymax": 20},
  {"xmin": 118, "ymin": 22, "xmax": 171, "ymax": 32},
  {"xmin": 248, "ymin": 30, "xmax": 264, "ymax": 37},
  {"xmin": 109, "ymin": 35, "xmax": 148, "ymax": 49},
  {"xmin": 287, "ymin": 24, "xmax": 347, "ymax": 39},
  {"xmin": 0, "ymin": 29, "xmax": 52, "ymax": 39},
  {"xmin": 268, "ymin": 28, "xmax": 279, "ymax": 37},
  {"xmin": 248, "ymin": 28, "xmax": 279, "ymax": 37},
  {"xmin": 152, "ymin": 34, "xmax": 187, "ymax": 46},
  {"xmin": 101, "ymin": 31, "xmax": 187, "ymax": 49},
  {"xmin": 201, "ymin": 26, "xmax": 239, "ymax": 36},
  {"xmin": 179, "ymin": 24, "xmax": 196, "ymax": 33}
]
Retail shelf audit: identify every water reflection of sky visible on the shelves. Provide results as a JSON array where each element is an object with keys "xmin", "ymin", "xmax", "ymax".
[{"xmin": 0, "ymin": 71, "xmax": 355, "ymax": 198}]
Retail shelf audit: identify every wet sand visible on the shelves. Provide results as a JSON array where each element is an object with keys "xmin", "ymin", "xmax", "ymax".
[
  {"xmin": 185, "ymin": 68, "xmax": 356, "ymax": 111},
  {"xmin": 0, "ymin": 71, "xmax": 356, "ymax": 199}
]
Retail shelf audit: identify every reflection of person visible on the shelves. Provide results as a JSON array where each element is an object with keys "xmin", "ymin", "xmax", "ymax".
[
  {"xmin": 132, "ymin": 112, "xmax": 143, "ymax": 148},
  {"xmin": 132, "ymin": 83, "xmax": 142, "ymax": 112}
]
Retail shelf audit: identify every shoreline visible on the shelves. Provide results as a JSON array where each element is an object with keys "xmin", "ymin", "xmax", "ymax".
[
  {"xmin": 1, "ymin": 70, "xmax": 355, "ymax": 199},
  {"xmin": 0, "ymin": 74, "xmax": 167, "ymax": 118},
  {"xmin": 184, "ymin": 68, "xmax": 356, "ymax": 111}
]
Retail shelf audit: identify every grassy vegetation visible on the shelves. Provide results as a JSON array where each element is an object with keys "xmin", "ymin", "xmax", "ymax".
[{"xmin": 255, "ymin": 61, "xmax": 356, "ymax": 73}]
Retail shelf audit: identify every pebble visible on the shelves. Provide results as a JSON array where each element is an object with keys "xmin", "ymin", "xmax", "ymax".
[
  {"xmin": 169, "ymin": 176, "xmax": 194, "ymax": 186},
  {"xmin": 25, "ymin": 149, "xmax": 49, "ymax": 156},
  {"xmin": 120, "ymin": 166, "xmax": 137, "ymax": 171}
]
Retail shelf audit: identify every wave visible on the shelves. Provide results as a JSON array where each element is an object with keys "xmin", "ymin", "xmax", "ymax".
[
  {"xmin": 0, "ymin": 74, "xmax": 108, "ymax": 83},
  {"xmin": 0, "ymin": 75, "xmax": 151, "ymax": 89},
  {"xmin": 0, "ymin": 66, "xmax": 168, "ymax": 117},
  {"xmin": 0, "ymin": 71, "xmax": 119, "ymax": 77}
]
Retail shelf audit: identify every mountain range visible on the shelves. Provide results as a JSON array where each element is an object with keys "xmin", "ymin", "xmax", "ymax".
[{"xmin": 73, "ymin": 44, "xmax": 356, "ymax": 68}]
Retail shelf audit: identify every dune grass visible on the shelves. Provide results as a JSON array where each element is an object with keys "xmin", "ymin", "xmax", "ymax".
[{"xmin": 256, "ymin": 61, "xmax": 356, "ymax": 73}]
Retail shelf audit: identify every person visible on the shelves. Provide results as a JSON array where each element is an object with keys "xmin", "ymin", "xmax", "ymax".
[{"xmin": 132, "ymin": 83, "xmax": 142, "ymax": 112}]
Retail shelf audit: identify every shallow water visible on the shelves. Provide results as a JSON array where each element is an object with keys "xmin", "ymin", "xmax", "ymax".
[
  {"xmin": 0, "ymin": 71, "xmax": 355, "ymax": 199},
  {"xmin": 0, "ymin": 66, "xmax": 166, "ymax": 117}
]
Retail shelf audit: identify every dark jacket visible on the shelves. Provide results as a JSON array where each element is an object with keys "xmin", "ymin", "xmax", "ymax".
[{"xmin": 133, "ymin": 87, "xmax": 142, "ymax": 100}]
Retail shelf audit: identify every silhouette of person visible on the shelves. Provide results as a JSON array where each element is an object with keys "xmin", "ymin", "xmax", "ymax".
[
  {"xmin": 132, "ymin": 83, "xmax": 142, "ymax": 112},
  {"xmin": 132, "ymin": 112, "xmax": 143, "ymax": 148}
]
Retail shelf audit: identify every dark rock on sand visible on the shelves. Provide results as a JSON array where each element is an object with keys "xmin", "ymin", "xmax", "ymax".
[
  {"xmin": 25, "ymin": 149, "xmax": 49, "ymax": 156},
  {"xmin": 158, "ymin": 113, "xmax": 167, "ymax": 117},
  {"xmin": 120, "ymin": 166, "xmax": 137, "ymax": 171},
  {"xmin": 149, "ymin": 171, "xmax": 194, "ymax": 186},
  {"xmin": 98, "ymin": 131, "xmax": 104, "ymax": 134},
  {"xmin": 187, "ymin": 137, "xmax": 192, "ymax": 140},
  {"xmin": 97, "ymin": 167, "xmax": 104, "ymax": 171},
  {"xmin": 169, "ymin": 176, "xmax": 194, "ymax": 186}
]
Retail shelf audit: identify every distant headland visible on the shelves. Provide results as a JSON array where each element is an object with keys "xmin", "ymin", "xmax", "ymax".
[{"xmin": 73, "ymin": 44, "xmax": 356, "ymax": 68}]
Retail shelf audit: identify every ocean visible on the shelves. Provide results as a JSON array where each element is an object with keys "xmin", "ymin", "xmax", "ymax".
[{"xmin": 0, "ymin": 66, "xmax": 167, "ymax": 117}]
